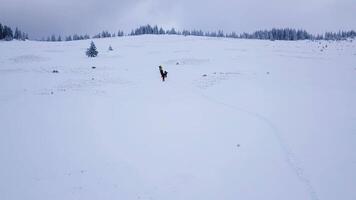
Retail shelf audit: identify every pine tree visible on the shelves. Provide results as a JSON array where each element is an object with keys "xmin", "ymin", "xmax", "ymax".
[
  {"xmin": 3, "ymin": 26, "xmax": 13, "ymax": 41},
  {"xmin": 14, "ymin": 27, "xmax": 20, "ymax": 39},
  {"xmin": 86, "ymin": 41, "xmax": 98, "ymax": 57},
  {"xmin": 66, "ymin": 35, "xmax": 72, "ymax": 41},
  {"xmin": 168, "ymin": 28, "xmax": 177, "ymax": 35},
  {"xmin": 73, "ymin": 34, "xmax": 79, "ymax": 40},
  {"xmin": 159, "ymin": 27, "xmax": 165, "ymax": 34},
  {"xmin": 21, "ymin": 32, "xmax": 26, "ymax": 40},
  {"xmin": 0, "ymin": 23, "xmax": 3, "ymax": 39},
  {"xmin": 153, "ymin": 25, "xmax": 159, "ymax": 34},
  {"xmin": 217, "ymin": 30, "xmax": 225, "ymax": 37},
  {"xmin": 51, "ymin": 34, "xmax": 56, "ymax": 41},
  {"xmin": 117, "ymin": 30, "xmax": 124, "ymax": 37}
]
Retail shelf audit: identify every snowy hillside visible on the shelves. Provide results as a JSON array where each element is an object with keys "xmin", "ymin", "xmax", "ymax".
[{"xmin": 0, "ymin": 35, "xmax": 355, "ymax": 200}]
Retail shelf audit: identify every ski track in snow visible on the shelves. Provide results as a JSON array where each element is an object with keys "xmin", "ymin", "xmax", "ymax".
[
  {"xmin": 195, "ymin": 91, "xmax": 320, "ymax": 200},
  {"xmin": 170, "ymin": 77, "xmax": 320, "ymax": 200},
  {"xmin": 194, "ymin": 72, "xmax": 242, "ymax": 90}
]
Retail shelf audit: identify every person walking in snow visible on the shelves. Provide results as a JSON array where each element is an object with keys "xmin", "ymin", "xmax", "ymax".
[{"xmin": 159, "ymin": 65, "xmax": 168, "ymax": 82}]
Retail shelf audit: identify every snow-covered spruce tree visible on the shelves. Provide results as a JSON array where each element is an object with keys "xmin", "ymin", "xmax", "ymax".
[
  {"xmin": 21, "ymin": 32, "xmax": 28, "ymax": 41},
  {"xmin": 65, "ymin": 35, "xmax": 72, "ymax": 41},
  {"xmin": 0, "ymin": 23, "xmax": 3, "ymax": 40},
  {"xmin": 159, "ymin": 27, "xmax": 165, "ymax": 34},
  {"xmin": 51, "ymin": 34, "xmax": 56, "ymax": 41},
  {"xmin": 3, "ymin": 26, "xmax": 13, "ymax": 41},
  {"xmin": 14, "ymin": 27, "xmax": 20, "ymax": 40},
  {"xmin": 153, "ymin": 25, "xmax": 159, "ymax": 34},
  {"xmin": 73, "ymin": 34, "xmax": 80, "ymax": 40},
  {"xmin": 86, "ymin": 41, "xmax": 98, "ymax": 57},
  {"xmin": 117, "ymin": 30, "xmax": 124, "ymax": 37}
]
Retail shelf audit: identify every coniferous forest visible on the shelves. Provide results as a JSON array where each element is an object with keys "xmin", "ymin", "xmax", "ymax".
[
  {"xmin": 0, "ymin": 22, "xmax": 28, "ymax": 41},
  {"xmin": 1, "ymin": 22, "xmax": 355, "ymax": 42}
]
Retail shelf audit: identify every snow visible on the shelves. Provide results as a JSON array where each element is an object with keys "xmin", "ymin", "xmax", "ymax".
[{"xmin": 0, "ymin": 36, "xmax": 355, "ymax": 200}]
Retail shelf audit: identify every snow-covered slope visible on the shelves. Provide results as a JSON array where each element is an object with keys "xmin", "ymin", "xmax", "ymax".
[{"xmin": 0, "ymin": 36, "xmax": 355, "ymax": 200}]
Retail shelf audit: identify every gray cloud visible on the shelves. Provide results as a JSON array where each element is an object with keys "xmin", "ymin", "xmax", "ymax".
[{"xmin": 1, "ymin": 0, "xmax": 355, "ymax": 39}]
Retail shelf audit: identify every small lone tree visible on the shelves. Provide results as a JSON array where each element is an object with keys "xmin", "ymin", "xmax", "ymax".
[
  {"xmin": 108, "ymin": 45, "xmax": 113, "ymax": 51},
  {"xmin": 86, "ymin": 41, "xmax": 98, "ymax": 57}
]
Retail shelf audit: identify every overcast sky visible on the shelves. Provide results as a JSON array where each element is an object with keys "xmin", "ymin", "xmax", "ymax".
[{"xmin": 1, "ymin": 0, "xmax": 355, "ymax": 39}]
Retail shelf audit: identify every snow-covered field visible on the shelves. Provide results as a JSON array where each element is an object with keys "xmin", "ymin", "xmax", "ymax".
[{"xmin": 0, "ymin": 35, "xmax": 355, "ymax": 200}]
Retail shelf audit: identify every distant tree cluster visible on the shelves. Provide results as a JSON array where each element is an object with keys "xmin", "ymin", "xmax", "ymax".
[
  {"xmin": 41, "ymin": 30, "xmax": 124, "ymax": 42},
  {"xmin": 92, "ymin": 30, "xmax": 124, "ymax": 38},
  {"xmin": 65, "ymin": 34, "xmax": 90, "ymax": 41},
  {"xmin": 117, "ymin": 30, "xmax": 124, "ymax": 37},
  {"xmin": 42, "ymin": 34, "xmax": 90, "ymax": 42},
  {"xmin": 93, "ymin": 31, "xmax": 113, "ymax": 38},
  {"xmin": 129, "ymin": 24, "xmax": 356, "ymax": 41},
  {"xmin": 130, "ymin": 25, "xmax": 165, "ymax": 35},
  {"xmin": 0, "ymin": 22, "xmax": 28, "ymax": 41},
  {"xmin": 74, "ymin": 30, "xmax": 124, "ymax": 39},
  {"xmin": 37, "ymin": 24, "xmax": 356, "ymax": 42},
  {"xmin": 238, "ymin": 28, "xmax": 313, "ymax": 40},
  {"xmin": 129, "ymin": 25, "xmax": 314, "ymax": 40},
  {"xmin": 239, "ymin": 29, "xmax": 355, "ymax": 40},
  {"xmin": 324, "ymin": 31, "xmax": 356, "ymax": 40},
  {"xmin": 129, "ymin": 25, "xmax": 224, "ymax": 37}
]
